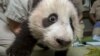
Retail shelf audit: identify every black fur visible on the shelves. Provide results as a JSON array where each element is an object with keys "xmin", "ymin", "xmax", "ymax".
[
  {"xmin": 6, "ymin": 21, "xmax": 37, "ymax": 56},
  {"xmin": 6, "ymin": 20, "xmax": 68, "ymax": 56},
  {"xmin": 28, "ymin": 0, "xmax": 42, "ymax": 12},
  {"xmin": 42, "ymin": 13, "xmax": 58, "ymax": 28},
  {"xmin": 28, "ymin": 0, "xmax": 42, "ymax": 16},
  {"xmin": 32, "ymin": 0, "xmax": 42, "ymax": 8}
]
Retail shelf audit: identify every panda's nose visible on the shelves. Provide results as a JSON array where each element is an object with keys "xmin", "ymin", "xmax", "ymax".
[{"xmin": 56, "ymin": 39, "xmax": 71, "ymax": 46}]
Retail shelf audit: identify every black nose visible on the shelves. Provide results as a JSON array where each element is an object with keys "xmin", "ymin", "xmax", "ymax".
[{"xmin": 56, "ymin": 39, "xmax": 71, "ymax": 46}]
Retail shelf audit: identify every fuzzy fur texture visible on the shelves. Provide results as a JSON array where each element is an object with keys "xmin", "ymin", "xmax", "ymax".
[
  {"xmin": 29, "ymin": 0, "xmax": 80, "ymax": 50},
  {"xmin": 6, "ymin": 0, "xmax": 80, "ymax": 56}
]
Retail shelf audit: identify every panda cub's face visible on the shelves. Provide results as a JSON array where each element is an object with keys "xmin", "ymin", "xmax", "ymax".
[{"xmin": 29, "ymin": 0, "xmax": 74, "ymax": 50}]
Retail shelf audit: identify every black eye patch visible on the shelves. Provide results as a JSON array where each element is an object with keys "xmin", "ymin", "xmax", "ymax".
[{"xmin": 42, "ymin": 13, "xmax": 58, "ymax": 28}]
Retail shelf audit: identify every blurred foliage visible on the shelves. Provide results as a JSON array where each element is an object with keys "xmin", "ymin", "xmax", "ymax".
[{"xmin": 85, "ymin": 46, "xmax": 100, "ymax": 56}]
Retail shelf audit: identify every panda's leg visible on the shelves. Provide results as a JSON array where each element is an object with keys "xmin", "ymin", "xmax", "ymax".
[
  {"xmin": 55, "ymin": 49, "xmax": 68, "ymax": 56},
  {"xmin": 6, "ymin": 21, "xmax": 37, "ymax": 56}
]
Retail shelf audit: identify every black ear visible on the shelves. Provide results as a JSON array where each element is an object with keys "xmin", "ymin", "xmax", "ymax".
[
  {"xmin": 28, "ymin": 0, "xmax": 42, "ymax": 12},
  {"xmin": 32, "ymin": 0, "xmax": 42, "ymax": 8},
  {"xmin": 6, "ymin": 20, "xmax": 37, "ymax": 56}
]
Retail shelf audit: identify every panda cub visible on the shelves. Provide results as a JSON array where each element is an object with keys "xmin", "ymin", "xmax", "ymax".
[{"xmin": 6, "ymin": 0, "xmax": 80, "ymax": 56}]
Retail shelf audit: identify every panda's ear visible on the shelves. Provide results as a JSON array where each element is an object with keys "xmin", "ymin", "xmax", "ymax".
[{"xmin": 32, "ymin": 0, "xmax": 42, "ymax": 8}]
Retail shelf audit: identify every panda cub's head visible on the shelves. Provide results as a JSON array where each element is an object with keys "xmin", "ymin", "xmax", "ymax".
[{"xmin": 29, "ymin": 0, "xmax": 76, "ymax": 50}]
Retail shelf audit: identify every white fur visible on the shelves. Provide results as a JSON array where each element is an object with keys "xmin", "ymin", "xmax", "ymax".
[{"xmin": 29, "ymin": 0, "xmax": 80, "ymax": 50}]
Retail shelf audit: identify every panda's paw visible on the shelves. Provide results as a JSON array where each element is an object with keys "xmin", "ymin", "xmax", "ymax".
[{"xmin": 6, "ymin": 47, "xmax": 31, "ymax": 56}]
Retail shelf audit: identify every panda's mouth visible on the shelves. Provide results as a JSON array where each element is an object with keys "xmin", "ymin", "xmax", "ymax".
[
  {"xmin": 49, "ymin": 44, "xmax": 70, "ymax": 51},
  {"xmin": 46, "ymin": 41, "xmax": 71, "ymax": 50}
]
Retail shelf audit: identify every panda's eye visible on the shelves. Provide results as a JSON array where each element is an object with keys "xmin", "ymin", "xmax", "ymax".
[
  {"xmin": 48, "ymin": 13, "xmax": 58, "ymax": 23},
  {"xmin": 42, "ymin": 13, "xmax": 58, "ymax": 28}
]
